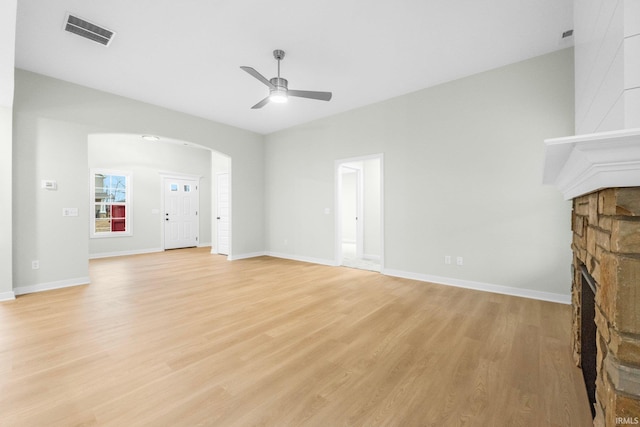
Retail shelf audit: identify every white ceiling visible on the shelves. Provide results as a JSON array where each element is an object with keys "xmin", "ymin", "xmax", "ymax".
[{"xmin": 14, "ymin": 0, "xmax": 573, "ymax": 135}]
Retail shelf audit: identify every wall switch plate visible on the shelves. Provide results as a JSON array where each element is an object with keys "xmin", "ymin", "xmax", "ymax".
[
  {"xmin": 445, "ymin": 256, "xmax": 451, "ymax": 264},
  {"xmin": 32, "ymin": 260, "xmax": 39, "ymax": 270},
  {"xmin": 41, "ymin": 180, "xmax": 57, "ymax": 190},
  {"xmin": 62, "ymin": 208, "xmax": 79, "ymax": 217},
  {"xmin": 456, "ymin": 256, "xmax": 463, "ymax": 266}
]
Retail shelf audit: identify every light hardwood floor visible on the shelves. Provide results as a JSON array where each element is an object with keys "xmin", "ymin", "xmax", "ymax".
[{"xmin": 0, "ymin": 247, "xmax": 592, "ymax": 426}]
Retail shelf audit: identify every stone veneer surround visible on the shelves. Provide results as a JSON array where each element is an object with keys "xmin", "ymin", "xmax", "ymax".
[{"xmin": 571, "ymin": 187, "xmax": 640, "ymax": 426}]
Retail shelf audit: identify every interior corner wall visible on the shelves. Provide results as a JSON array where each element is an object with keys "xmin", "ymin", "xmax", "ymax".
[
  {"xmin": 12, "ymin": 70, "xmax": 264, "ymax": 292},
  {"xmin": 264, "ymin": 48, "xmax": 575, "ymax": 297}
]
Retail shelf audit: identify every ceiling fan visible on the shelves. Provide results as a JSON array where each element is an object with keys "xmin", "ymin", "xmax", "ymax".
[{"xmin": 240, "ymin": 49, "xmax": 332, "ymax": 109}]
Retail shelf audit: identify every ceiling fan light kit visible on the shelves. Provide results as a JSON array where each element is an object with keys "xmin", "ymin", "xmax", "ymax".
[
  {"xmin": 241, "ymin": 49, "xmax": 332, "ymax": 109},
  {"xmin": 269, "ymin": 80, "xmax": 288, "ymax": 103}
]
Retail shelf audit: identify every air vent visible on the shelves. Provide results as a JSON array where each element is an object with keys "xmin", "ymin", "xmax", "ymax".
[{"xmin": 64, "ymin": 13, "xmax": 115, "ymax": 46}]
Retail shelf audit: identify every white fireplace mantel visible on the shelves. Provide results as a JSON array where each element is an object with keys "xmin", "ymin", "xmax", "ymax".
[{"xmin": 543, "ymin": 128, "xmax": 640, "ymax": 200}]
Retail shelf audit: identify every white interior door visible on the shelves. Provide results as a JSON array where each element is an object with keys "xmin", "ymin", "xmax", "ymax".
[
  {"xmin": 164, "ymin": 178, "xmax": 199, "ymax": 250},
  {"xmin": 216, "ymin": 173, "xmax": 230, "ymax": 255}
]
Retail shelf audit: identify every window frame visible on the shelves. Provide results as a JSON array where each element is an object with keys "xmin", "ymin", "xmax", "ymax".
[{"xmin": 90, "ymin": 168, "xmax": 133, "ymax": 238}]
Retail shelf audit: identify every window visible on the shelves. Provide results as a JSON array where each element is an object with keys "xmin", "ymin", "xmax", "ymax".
[{"xmin": 90, "ymin": 169, "xmax": 132, "ymax": 237}]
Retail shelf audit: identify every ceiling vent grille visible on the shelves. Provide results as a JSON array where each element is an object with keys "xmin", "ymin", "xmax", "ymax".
[{"xmin": 64, "ymin": 13, "xmax": 115, "ymax": 46}]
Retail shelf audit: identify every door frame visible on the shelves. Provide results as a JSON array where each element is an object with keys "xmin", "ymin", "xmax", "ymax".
[
  {"xmin": 334, "ymin": 153, "xmax": 384, "ymax": 268},
  {"xmin": 214, "ymin": 171, "xmax": 231, "ymax": 256},
  {"xmin": 160, "ymin": 172, "xmax": 201, "ymax": 250}
]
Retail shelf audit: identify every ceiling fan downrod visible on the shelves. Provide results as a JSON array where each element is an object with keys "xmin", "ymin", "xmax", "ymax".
[
  {"xmin": 270, "ymin": 50, "xmax": 288, "ymax": 95},
  {"xmin": 273, "ymin": 49, "xmax": 285, "ymax": 78}
]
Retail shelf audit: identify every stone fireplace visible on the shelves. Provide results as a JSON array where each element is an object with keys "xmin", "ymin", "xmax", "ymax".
[
  {"xmin": 544, "ymin": 129, "xmax": 640, "ymax": 426},
  {"xmin": 571, "ymin": 188, "xmax": 640, "ymax": 425}
]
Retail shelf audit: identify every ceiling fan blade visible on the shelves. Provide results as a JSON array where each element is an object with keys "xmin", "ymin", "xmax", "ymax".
[
  {"xmin": 288, "ymin": 90, "xmax": 332, "ymax": 101},
  {"xmin": 251, "ymin": 96, "xmax": 270, "ymax": 109},
  {"xmin": 240, "ymin": 66, "xmax": 276, "ymax": 89}
]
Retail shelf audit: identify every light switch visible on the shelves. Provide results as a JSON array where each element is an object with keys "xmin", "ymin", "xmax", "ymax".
[
  {"xmin": 41, "ymin": 180, "xmax": 57, "ymax": 190},
  {"xmin": 62, "ymin": 208, "xmax": 79, "ymax": 217}
]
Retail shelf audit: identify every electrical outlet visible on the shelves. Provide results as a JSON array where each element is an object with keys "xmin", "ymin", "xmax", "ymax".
[
  {"xmin": 444, "ymin": 255, "xmax": 451, "ymax": 265},
  {"xmin": 456, "ymin": 256, "xmax": 463, "ymax": 266},
  {"xmin": 32, "ymin": 260, "xmax": 39, "ymax": 270}
]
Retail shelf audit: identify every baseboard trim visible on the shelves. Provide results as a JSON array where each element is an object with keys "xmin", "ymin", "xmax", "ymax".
[
  {"xmin": 228, "ymin": 251, "xmax": 267, "ymax": 261},
  {"xmin": 382, "ymin": 268, "xmax": 570, "ymax": 304},
  {"xmin": 89, "ymin": 248, "xmax": 163, "ymax": 259},
  {"xmin": 14, "ymin": 276, "xmax": 90, "ymax": 296},
  {"xmin": 266, "ymin": 252, "xmax": 340, "ymax": 267},
  {"xmin": 258, "ymin": 254, "xmax": 569, "ymax": 303},
  {"xmin": 0, "ymin": 291, "xmax": 16, "ymax": 301}
]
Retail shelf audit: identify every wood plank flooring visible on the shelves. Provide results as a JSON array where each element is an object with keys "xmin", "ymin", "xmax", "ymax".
[{"xmin": 0, "ymin": 247, "xmax": 592, "ymax": 426}]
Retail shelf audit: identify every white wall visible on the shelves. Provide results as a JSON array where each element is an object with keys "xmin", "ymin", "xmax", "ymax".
[
  {"xmin": 265, "ymin": 49, "xmax": 574, "ymax": 298},
  {"xmin": 88, "ymin": 134, "xmax": 213, "ymax": 257},
  {"xmin": 12, "ymin": 70, "xmax": 264, "ymax": 293},
  {"xmin": 0, "ymin": 0, "xmax": 16, "ymax": 108},
  {"xmin": 340, "ymin": 168, "xmax": 357, "ymax": 243},
  {"xmin": 574, "ymin": 0, "xmax": 640, "ymax": 133},
  {"xmin": 0, "ymin": 0, "xmax": 16, "ymax": 300},
  {"xmin": 13, "ymin": 115, "xmax": 91, "ymax": 293},
  {"xmin": 362, "ymin": 158, "xmax": 381, "ymax": 259},
  {"xmin": 0, "ymin": 107, "xmax": 12, "ymax": 299},
  {"xmin": 624, "ymin": 0, "xmax": 640, "ymax": 128}
]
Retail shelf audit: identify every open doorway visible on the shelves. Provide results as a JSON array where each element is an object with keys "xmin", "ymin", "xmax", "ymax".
[
  {"xmin": 88, "ymin": 133, "xmax": 232, "ymax": 259},
  {"xmin": 335, "ymin": 154, "xmax": 383, "ymax": 272}
]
